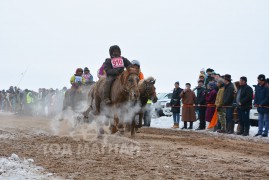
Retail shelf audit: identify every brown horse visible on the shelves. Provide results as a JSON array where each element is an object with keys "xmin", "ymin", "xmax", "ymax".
[
  {"xmin": 137, "ymin": 77, "xmax": 158, "ymax": 128},
  {"xmin": 122, "ymin": 77, "xmax": 158, "ymax": 135},
  {"xmin": 84, "ymin": 66, "xmax": 140, "ymax": 134}
]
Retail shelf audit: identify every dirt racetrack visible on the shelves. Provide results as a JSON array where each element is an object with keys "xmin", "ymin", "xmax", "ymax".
[{"xmin": 0, "ymin": 113, "xmax": 269, "ymax": 179}]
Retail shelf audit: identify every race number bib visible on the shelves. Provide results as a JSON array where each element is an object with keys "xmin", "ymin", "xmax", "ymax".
[
  {"xmin": 75, "ymin": 76, "xmax": 82, "ymax": 83},
  {"xmin": 111, "ymin": 57, "xmax": 124, "ymax": 68}
]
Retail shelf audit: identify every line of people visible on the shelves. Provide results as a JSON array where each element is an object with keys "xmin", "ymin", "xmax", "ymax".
[
  {"xmin": 170, "ymin": 68, "xmax": 269, "ymax": 137},
  {"xmin": 0, "ymin": 87, "xmax": 67, "ymax": 118}
]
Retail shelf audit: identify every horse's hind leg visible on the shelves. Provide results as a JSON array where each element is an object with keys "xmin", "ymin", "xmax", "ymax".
[
  {"xmin": 131, "ymin": 117, "xmax": 136, "ymax": 137},
  {"xmin": 138, "ymin": 113, "xmax": 143, "ymax": 128}
]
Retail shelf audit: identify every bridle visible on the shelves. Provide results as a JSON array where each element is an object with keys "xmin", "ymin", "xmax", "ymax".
[
  {"xmin": 142, "ymin": 80, "xmax": 156, "ymax": 99},
  {"xmin": 122, "ymin": 72, "xmax": 139, "ymax": 94}
]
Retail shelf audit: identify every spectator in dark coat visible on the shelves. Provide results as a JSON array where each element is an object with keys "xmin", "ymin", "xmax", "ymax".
[
  {"xmin": 195, "ymin": 80, "xmax": 206, "ymax": 130},
  {"xmin": 236, "ymin": 77, "xmax": 253, "ymax": 136},
  {"xmin": 254, "ymin": 74, "xmax": 268, "ymax": 137},
  {"xmin": 170, "ymin": 82, "xmax": 183, "ymax": 129},
  {"xmin": 205, "ymin": 82, "xmax": 217, "ymax": 122},
  {"xmin": 223, "ymin": 74, "xmax": 235, "ymax": 134},
  {"xmin": 259, "ymin": 78, "xmax": 269, "ymax": 137}
]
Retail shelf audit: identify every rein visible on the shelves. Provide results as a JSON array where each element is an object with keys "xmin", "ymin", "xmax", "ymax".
[{"xmin": 122, "ymin": 72, "xmax": 139, "ymax": 93}]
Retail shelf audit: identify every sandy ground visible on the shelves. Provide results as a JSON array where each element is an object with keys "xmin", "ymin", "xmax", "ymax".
[{"xmin": 0, "ymin": 113, "xmax": 269, "ymax": 179}]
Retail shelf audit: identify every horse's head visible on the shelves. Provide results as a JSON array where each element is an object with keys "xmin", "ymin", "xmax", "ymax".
[
  {"xmin": 121, "ymin": 66, "xmax": 140, "ymax": 101},
  {"xmin": 140, "ymin": 77, "xmax": 158, "ymax": 103}
]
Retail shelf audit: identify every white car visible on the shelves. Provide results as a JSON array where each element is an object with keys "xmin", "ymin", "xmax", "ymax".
[
  {"xmin": 250, "ymin": 107, "xmax": 259, "ymax": 126},
  {"xmin": 153, "ymin": 93, "xmax": 173, "ymax": 117},
  {"xmin": 153, "ymin": 92, "xmax": 198, "ymax": 118}
]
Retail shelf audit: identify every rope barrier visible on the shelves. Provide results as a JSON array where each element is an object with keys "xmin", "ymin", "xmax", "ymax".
[{"xmin": 171, "ymin": 104, "xmax": 269, "ymax": 108}]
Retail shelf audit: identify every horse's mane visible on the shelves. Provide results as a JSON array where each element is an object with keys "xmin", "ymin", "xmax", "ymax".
[
  {"xmin": 138, "ymin": 76, "xmax": 155, "ymax": 85},
  {"xmin": 119, "ymin": 67, "xmax": 139, "ymax": 85},
  {"xmin": 138, "ymin": 76, "xmax": 155, "ymax": 92},
  {"xmin": 127, "ymin": 67, "xmax": 139, "ymax": 75},
  {"xmin": 145, "ymin": 76, "xmax": 155, "ymax": 82}
]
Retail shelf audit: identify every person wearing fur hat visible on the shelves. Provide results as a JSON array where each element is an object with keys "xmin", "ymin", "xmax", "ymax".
[
  {"xmin": 103, "ymin": 45, "xmax": 132, "ymax": 104},
  {"xmin": 215, "ymin": 78, "xmax": 226, "ymax": 133},
  {"xmin": 254, "ymin": 74, "xmax": 268, "ymax": 137},
  {"xmin": 223, "ymin": 74, "xmax": 235, "ymax": 134},
  {"xmin": 236, "ymin": 76, "xmax": 253, "ymax": 136},
  {"xmin": 170, "ymin": 81, "xmax": 183, "ymax": 128}
]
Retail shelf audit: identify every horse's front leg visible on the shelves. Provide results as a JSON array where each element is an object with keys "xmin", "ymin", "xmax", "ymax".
[
  {"xmin": 93, "ymin": 96, "xmax": 101, "ymax": 115},
  {"xmin": 110, "ymin": 115, "xmax": 118, "ymax": 134}
]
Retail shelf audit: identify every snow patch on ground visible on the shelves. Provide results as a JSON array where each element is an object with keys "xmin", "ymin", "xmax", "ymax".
[
  {"xmin": 151, "ymin": 116, "xmax": 269, "ymax": 143},
  {"xmin": 0, "ymin": 153, "xmax": 60, "ymax": 180}
]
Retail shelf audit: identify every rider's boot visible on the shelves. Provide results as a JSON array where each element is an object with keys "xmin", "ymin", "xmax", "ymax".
[{"xmin": 103, "ymin": 77, "xmax": 114, "ymax": 105}]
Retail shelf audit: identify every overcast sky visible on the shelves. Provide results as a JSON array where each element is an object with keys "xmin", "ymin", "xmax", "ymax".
[{"xmin": 1, "ymin": 0, "xmax": 268, "ymax": 92}]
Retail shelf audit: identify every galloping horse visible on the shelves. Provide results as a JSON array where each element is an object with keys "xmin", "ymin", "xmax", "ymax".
[
  {"xmin": 118, "ymin": 77, "xmax": 158, "ymax": 136},
  {"xmin": 137, "ymin": 77, "xmax": 158, "ymax": 128},
  {"xmin": 84, "ymin": 66, "xmax": 140, "ymax": 134}
]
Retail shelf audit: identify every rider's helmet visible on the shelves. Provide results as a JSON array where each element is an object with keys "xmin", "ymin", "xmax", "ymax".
[
  {"xmin": 84, "ymin": 67, "xmax": 89, "ymax": 72},
  {"xmin": 131, "ymin": 60, "xmax": 140, "ymax": 68},
  {"xmin": 109, "ymin": 45, "xmax": 121, "ymax": 57}
]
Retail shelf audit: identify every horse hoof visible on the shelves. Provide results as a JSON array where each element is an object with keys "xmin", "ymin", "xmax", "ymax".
[
  {"xmin": 109, "ymin": 125, "xmax": 118, "ymax": 134},
  {"xmin": 92, "ymin": 111, "xmax": 99, "ymax": 116},
  {"xmin": 83, "ymin": 114, "xmax": 88, "ymax": 118}
]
